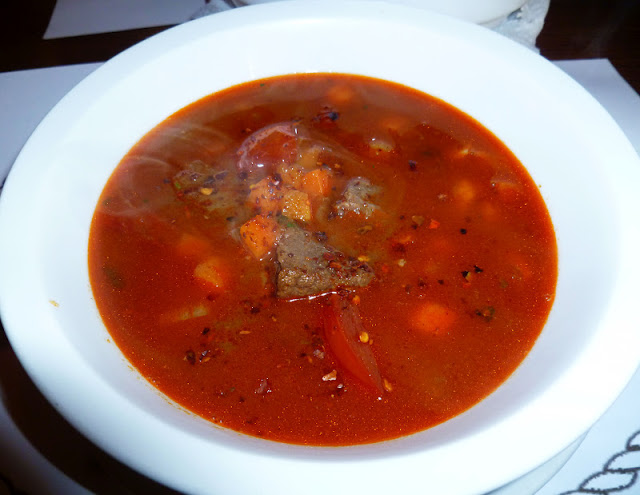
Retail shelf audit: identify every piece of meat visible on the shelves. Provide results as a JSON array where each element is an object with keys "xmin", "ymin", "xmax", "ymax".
[
  {"xmin": 334, "ymin": 177, "xmax": 380, "ymax": 218},
  {"xmin": 236, "ymin": 121, "xmax": 300, "ymax": 179},
  {"xmin": 173, "ymin": 160, "xmax": 246, "ymax": 216},
  {"xmin": 275, "ymin": 226, "xmax": 374, "ymax": 299}
]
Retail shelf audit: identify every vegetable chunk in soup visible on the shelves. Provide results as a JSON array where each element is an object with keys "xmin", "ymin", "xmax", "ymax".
[{"xmin": 89, "ymin": 74, "xmax": 557, "ymax": 446}]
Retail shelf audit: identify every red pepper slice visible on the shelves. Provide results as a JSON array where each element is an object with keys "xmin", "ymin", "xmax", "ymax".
[{"xmin": 322, "ymin": 293, "xmax": 384, "ymax": 394}]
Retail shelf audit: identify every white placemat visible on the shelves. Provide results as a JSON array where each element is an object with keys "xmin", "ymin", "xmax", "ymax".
[
  {"xmin": 1, "ymin": 58, "xmax": 639, "ymax": 495},
  {"xmin": 43, "ymin": 0, "xmax": 205, "ymax": 39}
]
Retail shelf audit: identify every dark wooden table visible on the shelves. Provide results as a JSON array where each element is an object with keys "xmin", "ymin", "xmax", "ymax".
[{"xmin": 0, "ymin": 1, "xmax": 638, "ymax": 493}]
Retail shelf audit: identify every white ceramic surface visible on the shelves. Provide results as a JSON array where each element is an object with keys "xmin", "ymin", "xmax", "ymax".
[{"xmin": 1, "ymin": 2, "xmax": 640, "ymax": 495}]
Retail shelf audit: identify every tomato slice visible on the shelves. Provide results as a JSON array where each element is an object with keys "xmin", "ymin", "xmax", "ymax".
[{"xmin": 322, "ymin": 293, "xmax": 384, "ymax": 394}]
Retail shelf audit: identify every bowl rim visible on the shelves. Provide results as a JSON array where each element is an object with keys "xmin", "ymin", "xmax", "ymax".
[{"xmin": 1, "ymin": 2, "xmax": 640, "ymax": 494}]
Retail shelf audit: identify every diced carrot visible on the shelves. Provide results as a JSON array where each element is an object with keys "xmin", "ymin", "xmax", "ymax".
[
  {"xmin": 412, "ymin": 302, "xmax": 456, "ymax": 335},
  {"xmin": 246, "ymin": 176, "xmax": 284, "ymax": 214},
  {"xmin": 301, "ymin": 168, "xmax": 332, "ymax": 197},
  {"xmin": 327, "ymin": 84, "xmax": 355, "ymax": 105},
  {"xmin": 193, "ymin": 256, "xmax": 225, "ymax": 289},
  {"xmin": 452, "ymin": 179, "xmax": 475, "ymax": 203},
  {"xmin": 281, "ymin": 190, "xmax": 311, "ymax": 222},
  {"xmin": 381, "ymin": 115, "xmax": 411, "ymax": 133},
  {"xmin": 239, "ymin": 214, "xmax": 280, "ymax": 260},
  {"xmin": 175, "ymin": 233, "xmax": 210, "ymax": 258},
  {"xmin": 276, "ymin": 163, "xmax": 305, "ymax": 189}
]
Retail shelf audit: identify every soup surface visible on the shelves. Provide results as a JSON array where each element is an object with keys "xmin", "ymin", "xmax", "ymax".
[{"xmin": 89, "ymin": 74, "xmax": 557, "ymax": 445}]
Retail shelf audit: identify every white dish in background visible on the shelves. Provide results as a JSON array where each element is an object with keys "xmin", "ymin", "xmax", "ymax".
[{"xmin": 1, "ymin": 2, "xmax": 640, "ymax": 495}]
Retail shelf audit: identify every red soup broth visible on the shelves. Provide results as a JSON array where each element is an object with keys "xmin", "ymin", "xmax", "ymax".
[{"xmin": 88, "ymin": 74, "xmax": 557, "ymax": 446}]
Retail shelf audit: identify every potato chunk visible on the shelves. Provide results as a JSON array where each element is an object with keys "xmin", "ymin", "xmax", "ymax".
[
  {"xmin": 194, "ymin": 256, "xmax": 225, "ymax": 289},
  {"xmin": 281, "ymin": 190, "xmax": 312, "ymax": 222}
]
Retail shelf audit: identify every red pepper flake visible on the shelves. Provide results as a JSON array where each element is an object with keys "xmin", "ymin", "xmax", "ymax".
[{"xmin": 428, "ymin": 219, "xmax": 440, "ymax": 229}]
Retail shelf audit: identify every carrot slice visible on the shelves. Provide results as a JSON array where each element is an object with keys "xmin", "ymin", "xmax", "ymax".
[
  {"xmin": 412, "ymin": 302, "xmax": 456, "ymax": 335},
  {"xmin": 193, "ymin": 256, "xmax": 225, "ymax": 289},
  {"xmin": 239, "ymin": 215, "xmax": 280, "ymax": 260},
  {"xmin": 322, "ymin": 293, "xmax": 384, "ymax": 393},
  {"xmin": 301, "ymin": 168, "xmax": 332, "ymax": 197},
  {"xmin": 175, "ymin": 233, "xmax": 210, "ymax": 258}
]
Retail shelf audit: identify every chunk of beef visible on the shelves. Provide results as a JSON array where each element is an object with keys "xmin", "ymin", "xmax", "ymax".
[
  {"xmin": 334, "ymin": 177, "xmax": 380, "ymax": 218},
  {"xmin": 276, "ymin": 226, "xmax": 374, "ymax": 299},
  {"xmin": 173, "ymin": 160, "xmax": 246, "ymax": 216}
]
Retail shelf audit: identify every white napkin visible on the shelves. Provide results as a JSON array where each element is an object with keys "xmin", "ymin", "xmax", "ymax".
[{"xmin": 494, "ymin": 0, "xmax": 550, "ymax": 50}]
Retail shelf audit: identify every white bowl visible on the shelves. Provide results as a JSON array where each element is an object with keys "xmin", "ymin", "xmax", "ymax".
[{"xmin": 1, "ymin": 2, "xmax": 640, "ymax": 494}]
